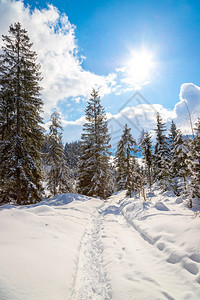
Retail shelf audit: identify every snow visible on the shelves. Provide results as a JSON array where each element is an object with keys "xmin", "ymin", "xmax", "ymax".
[
  {"xmin": 0, "ymin": 194, "xmax": 101, "ymax": 300},
  {"xmin": 0, "ymin": 188, "xmax": 200, "ymax": 299}
]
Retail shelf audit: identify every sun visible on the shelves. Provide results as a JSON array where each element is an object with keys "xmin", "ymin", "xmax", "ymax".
[{"xmin": 124, "ymin": 49, "xmax": 155, "ymax": 88}]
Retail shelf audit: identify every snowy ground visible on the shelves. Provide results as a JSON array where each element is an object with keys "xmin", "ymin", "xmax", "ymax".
[{"xmin": 0, "ymin": 188, "xmax": 200, "ymax": 299}]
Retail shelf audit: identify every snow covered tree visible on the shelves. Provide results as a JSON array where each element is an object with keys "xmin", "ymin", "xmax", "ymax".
[
  {"xmin": 129, "ymin": 160, "xmax": 146, "ymax": 200},
  {"xmin": 64, "ymin": 141, "xmax": 81, "ymax": 169},
  {"xmin": 153, "ymin": 113, "xmax": 171, "ymax": 190},
  {"xmin": 170, "ymin": 129, "xmax": 189, "ymax": 195},
  {"xmin": 64, "ymin": 141, "xmax": 81, "ymax": 185},
  {"xmin": 78, "ymin": 89, "xmax": 111, "ymax": 199},
  {"xmin": 115, "ymin": 124, "xmax": 137, "ymax": 197},
  {"xmin": 0, "ymin": 23, "xmax": 44, "ymax": 205},
  {"xmin": 139, "ymin": 129, "xmax": 153, "ymax": 189},
  {"xmin": 188, "ymin": 118, "xmax": 200, "ymax": 200},
  {"xmin": 168, "ymin": 120, "xmax": 178, "ymax": 159},
  {"xmin": 108, "ymin": 161, "xmax": 118, "ymax": 194},
  {"xmin": 168, "ymin": 121, "xmax": 178, "ymax": 146},
  {"xmin": 46, "ymin": 112, "xmax": 71, "ymax": 196}
]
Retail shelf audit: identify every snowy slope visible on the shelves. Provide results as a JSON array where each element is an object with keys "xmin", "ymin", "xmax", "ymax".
[
  {"xmin": 0, "ymin": 194, "xmax": 102, "ymax": 300},
  {"xmin": 0, "ymin": 189, "xmax": 200, "ymax": 299}
]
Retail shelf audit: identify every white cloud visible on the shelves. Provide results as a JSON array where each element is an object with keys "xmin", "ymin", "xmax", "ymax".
[
  {"xmin": 174, "ymin": 83, "xmax": 200, "ymax": 134},
  {"xmin": 73, "ymin": 97, "xmax": 81, "ymax": 104},
  {"xmin": 115, "ymin": 67, "xmax": 150, "ymax": 93},
  {"xmin": 0, "ymin": 0, "xmax": 118, "ymax": 118},
  {"xmin": 114, "ymin": 49, "xmax": 157, "ymax": 94},
  {"xmin": 62, "ymin": 115, "xmax": 86, "ymax": 126},
  {"xmin": 60, "ymin": 83, "xmax": 200, "ymax": 146},
  {"xmin": 61, "ymin": 116, "xmax": 86, "ymax": 143}
]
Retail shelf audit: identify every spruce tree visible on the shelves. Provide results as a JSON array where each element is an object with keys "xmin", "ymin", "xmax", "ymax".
[
  {"xmin": 129, "ymin": 161, "xmax": 146, "ymax": 200},
  {"xmin": 170, "ymin": 129, "xmax": 189, "ymax": 194},
  {"xmin": 64, "ymin": 141, "xmax": 81, "ymax": 184},
  {"xmin": 168, "ymin": 121, "xmax": 179, "ymax": 195},
  {"xmin": 168, "ymin": 121, "xmax": 178, "ymax": 147},
  {"xmin": 46, "ymin": 112, "xmax": 71, "ymax": 196},
  {"xmin": 188, "ymin": 118, "xmax": 200, "ymax": 200},
  {"xmin": 168, "ymin": 120, "xmax": 178, "ymax": 172},
  {"xmin": 153, "ymin": 113, "xmax": 171, "ymax": 191},
  {"xmin": 78, "ymin": 89, "xmax": 111, "ymax": 199},
  {"xmin": 64, "ymin": 141, "xmax": 81, "ymax": 169},
  {"xmin": 139, "ymin": 130, "xmax": 153, "ymax": 189},
  {"xmin": 0, "ymin": 23, "xmax": 44, "ymax": 205},
  {"xmin": 115, "ymin": 124, "xmax": 137, "ymax": 197}
]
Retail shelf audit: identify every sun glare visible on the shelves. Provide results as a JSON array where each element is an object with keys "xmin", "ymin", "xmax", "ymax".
[{"xmin": 125, "ymin": 49, "xmax": 155, "ymax": 88}]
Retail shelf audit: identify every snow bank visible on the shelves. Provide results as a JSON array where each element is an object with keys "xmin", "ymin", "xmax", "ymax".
[
  {"xmin": 121, "ymin": 188, "xmax": 200, "ymax": 283},
  {"xmin": 0, "ymin": 193, "xmax": 102, "ymax": 300}
]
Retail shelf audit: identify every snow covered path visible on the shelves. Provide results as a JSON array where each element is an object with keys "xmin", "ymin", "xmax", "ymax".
[
  {"xmin": 0, "ymin": 191, "xmax": 200, "ymax": 299},
  {"xmin": 98, "ymin": 192, "xmax": 200, "ymax": 299},
  {"xmin": 71, "ymin": 206, "xmax": 112, "ymax": 299}
]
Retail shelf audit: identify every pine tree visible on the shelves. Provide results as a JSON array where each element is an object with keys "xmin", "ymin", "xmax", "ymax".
[
  {"xmin": 168, "ymin": 121, "xmax": 178, "ymax": 146},
  {"xmin": 170, "ymin": 129, "xmax": 189, "ymax": 195},
  {"xmin": 129, "ymin": 161, "xmax": 146, "ymax": 200},
  {"xmin": 115, "ymin": 134, "xmax": 127, "ymax": 191},
  {"xmin": 115, "ymin": 124, "xmax": 137, "ymax": 197},
  {"xmin": 64, "ymin": 141, "xmax": 81, "ymax": 169},
  {"xmin": 46, "ymin": 112, "xmax": 71, "ymax": 196},
  {"xmin": 78, "ymin": 89, "xmax": 111, "ymax": 199},
  {"xmin": 139, "ymin": 129, "xmax": 153, "ymax": 189},
  {"xmin": 108, "ymin": 162, "xmax": 117, "ymax": 194},
  {"xmin": 64, "ymin": 141, "xmax": 81, "ymax": 185},
  {"xmin": 168, "ymin": 121, "xmax": 178, "ymax": 174},
  {"xmin": 0, "ymin": 23, "xmax": 44, "ymax": 205},
  {"xmin": 188, "ymin": 118, "xmax": 200, "ymax": 200},
  {"xmin": 168, "ymin": 121, "xmax": 180, "ymax": 195},
  {"xmin": 153, "ymin": 113, "xmax": 171, "ymax": 191}
]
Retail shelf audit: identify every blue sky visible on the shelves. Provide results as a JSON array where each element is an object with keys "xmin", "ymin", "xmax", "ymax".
[
  {"xmin": 24, "ymin": 0, "xmax": 200, "ymax": 107},
  {"xmin": 1, "ymin": 0, "xmax": 200, "ymax": 144}
]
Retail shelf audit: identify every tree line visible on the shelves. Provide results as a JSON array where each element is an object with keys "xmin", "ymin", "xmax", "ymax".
[
  {"xmin": 0, "ymin": 23, "xmax": 200, "ymax": 206},
  {"xmin": 78, "ymin": 88, "xmax": 200, "ymax": 208}
]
